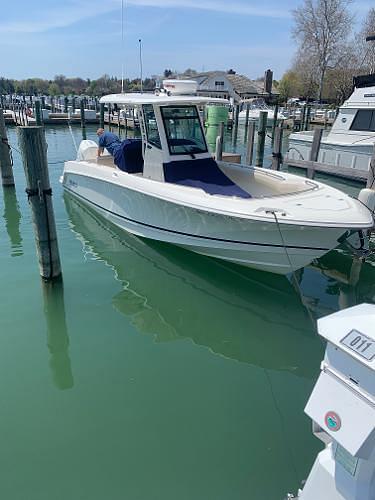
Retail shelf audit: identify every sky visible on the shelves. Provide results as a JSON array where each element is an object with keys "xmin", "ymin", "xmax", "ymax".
[{"xmin": 0, "ymin": 0, "xmax": 373, "ymax": 81}]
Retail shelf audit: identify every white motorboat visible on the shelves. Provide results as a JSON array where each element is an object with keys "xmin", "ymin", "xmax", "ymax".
[
  {"xmin": 61, "ymin": 92, "xmax": 374, "ymax": 275},
  {"xmin": 286, "ymin": 74, "xmax": 375, "ymax": 176},
  {"xmin": 238, "ymin": 98, "xmax": 287, "ymax": 126}
]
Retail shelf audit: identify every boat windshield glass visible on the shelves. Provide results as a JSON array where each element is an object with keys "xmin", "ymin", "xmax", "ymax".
[
  {"xmin": 142, "ymin": 104, "xmax": 162, "ymax": 148},
  {"xmin": 161, "ymin": 106, "xmax": 207, "ymax": 155},
  {"xmin": 350, "ymin": 109, "xmax": 375, "ymax": 132}
]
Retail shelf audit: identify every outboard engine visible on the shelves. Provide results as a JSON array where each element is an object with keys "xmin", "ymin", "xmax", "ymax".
[
  {"xmin": 287, "ymin": 303, "xmax": 375, "ymax": 499},
  {"xmin": 76, "ymin": 140, "xmax": 98, "ymax": 161}
]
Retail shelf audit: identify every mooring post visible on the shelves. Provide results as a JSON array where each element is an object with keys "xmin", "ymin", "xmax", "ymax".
[
  {"xmin": 0, "ymin": 108, "xmax": 15, "ymax": 187},
  {"xmin": 41, "ymin": 96, "xmax": 46, "ymax": 110},
  {"xmin": 80, "ymin": 100, "xmax": 87, "ymax": 140},
  {"xmin": 0, "ymin": 95, "xmax": 4, "ymax": 108},
  {"xmin": 244, "ymin": 104, "xmax": 250, "ymax": 138},
  {"xmin": 215, "ymin": 121, "xmax": 224, "ymax": 161},
  {"xmin": 245, "ymin": 121, "xmax": 255, "ymax": 165},
  {"xmin": 18, "ymin": 126, "xmax": 62, "ymax": 280},
  {"xmin": 35, "ymin": 100, "xmax": 43, "ymax": 126},
  {"xmin": 271, "ymin": 126, "xmax": 283, "ymax": 170},
  {"xmin": 366, "ymin": 145, "xmax": 375, "ymax": 189},
  {"xmin": 117, "ymin": 109, "xmax": 121, "ymax": 137},
  {"xmin": 255, "ymin": 111, "xmax": 268, "ymax": 167},
  {"xmin": 307, "ymin": 127, "xmax": 323, "ymax": 179},
  {"xmin": 305, "ymin": 105, "xmax": 311, "ymax": 131},
  {"xmin": 64, "ymin": 96, "xmax": 68, "ymax": 113},
  {"xmin": 271, "ymin": 104, "xmax": 279, "ymax": 144},
  {"xmin": 232, "ymin": 105, "xmax": 240, "ymax": 144},
  {"xmin": 99, "ymin": 103, "xmax": 105, "ymax": 129},
  {"xmin": 301, "ymin": 105, "xmax": 306, "ymax": 131}
]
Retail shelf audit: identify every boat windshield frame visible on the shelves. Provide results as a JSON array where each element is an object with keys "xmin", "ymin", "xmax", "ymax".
[{"xmin": 160, "ymin": 105, "xmax": 208, "ymax": 156}]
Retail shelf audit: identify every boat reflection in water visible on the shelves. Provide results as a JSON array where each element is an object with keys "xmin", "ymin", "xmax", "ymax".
[{"xmin": 64, "ymin": 192, "xmax": 324, "ymax": 380}]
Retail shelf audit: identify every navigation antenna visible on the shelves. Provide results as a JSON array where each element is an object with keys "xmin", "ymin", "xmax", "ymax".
[
  {"xmin": 139, "ymin": 39, "xmax": 143, "ymax": 93},
  {"xmin": 121, "ymin": 0, "xmax": 125, "ymax": 93}
]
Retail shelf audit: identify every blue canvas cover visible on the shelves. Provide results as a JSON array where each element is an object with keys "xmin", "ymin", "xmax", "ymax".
[
  {"xmin": 114, "ymin": 139, "xmax": 144, "ymax": 173},
  {"xmin": 163, "ymin": 158, "xmax": 251, "ymax": 198}
]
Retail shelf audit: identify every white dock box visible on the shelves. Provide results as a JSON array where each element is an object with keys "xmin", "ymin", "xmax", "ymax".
[{"xmin": 304, "ymin": 304, "xmax": 375, "ymax": 459}]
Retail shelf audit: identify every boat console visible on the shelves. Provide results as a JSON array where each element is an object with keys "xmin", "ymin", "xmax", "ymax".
[{"xmin": 289, "ymin": 303, "xmax": 375, "ymax": 499}]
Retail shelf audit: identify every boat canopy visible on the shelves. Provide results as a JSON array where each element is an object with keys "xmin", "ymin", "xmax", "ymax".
[{"xmin": 99, "ymin": 93, "xmax": 228, "ymax": 106}]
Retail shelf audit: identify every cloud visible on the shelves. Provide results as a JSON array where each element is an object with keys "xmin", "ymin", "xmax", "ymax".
[
  {"xmin": 0, "ymin": 0, "xmax": 290, "ymax": 34},
  {"xmin": 127, "ymin": 0, "xmax": 290, "ymax": 19}
]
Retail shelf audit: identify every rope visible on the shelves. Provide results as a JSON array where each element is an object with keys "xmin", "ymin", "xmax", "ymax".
[{"xmin": 268, "ymin": 210, "xmax": 321, "ymax": 335}]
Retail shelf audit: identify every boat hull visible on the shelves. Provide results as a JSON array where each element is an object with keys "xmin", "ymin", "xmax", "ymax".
[{"xmin": 62, "ymin": 172, "xmax": 349, "ymax": 275}]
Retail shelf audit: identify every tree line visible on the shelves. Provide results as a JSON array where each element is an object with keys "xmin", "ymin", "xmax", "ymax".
[
  {"xmin": 278, "ymin": 3, "xmax": 375, "ymax": 104},
  {"xmin": 0, "ymin": 74, "xmax": 157, "ymax": 96}
]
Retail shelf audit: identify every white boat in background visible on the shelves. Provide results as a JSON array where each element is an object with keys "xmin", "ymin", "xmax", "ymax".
[
  {"xmin": 286, "ymin": 75, "xmax": 375, "ymax": 176},
  {"xmin": 238, "ymin": 98, "xmax": 287, "ymax": 126},
  {"xmin": 61, "ymin": 88, "xmax": 374, "ymax": 275}
]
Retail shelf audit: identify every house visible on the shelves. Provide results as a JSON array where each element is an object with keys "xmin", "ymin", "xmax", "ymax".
[{"xmin": 188, "ymin": 71, "xmax": 279, "ymax": 103}]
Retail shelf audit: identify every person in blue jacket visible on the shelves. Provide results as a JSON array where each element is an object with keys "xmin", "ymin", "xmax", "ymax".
[{"xmin": 96, "ymin": 128, "xmax": 122, "ymax": 157}]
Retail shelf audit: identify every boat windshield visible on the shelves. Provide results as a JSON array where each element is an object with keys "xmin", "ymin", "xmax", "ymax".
[{"xmin": 161, "ymin": 106, "xmax": 207, "ymax": 155}]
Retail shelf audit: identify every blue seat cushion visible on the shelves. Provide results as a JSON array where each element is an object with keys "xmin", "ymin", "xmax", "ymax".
[
  {"xmin": 163, "ymin": 158, "xmax": 251, "ymax": 198},
  {"xmin": 114, "ymin": 139, "xmax": 144, "ymax": 174}
]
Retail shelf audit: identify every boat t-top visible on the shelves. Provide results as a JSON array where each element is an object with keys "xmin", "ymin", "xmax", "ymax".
[{"xmin": 62, "ymin": 87, "xmax": 374, "ymax": 275}]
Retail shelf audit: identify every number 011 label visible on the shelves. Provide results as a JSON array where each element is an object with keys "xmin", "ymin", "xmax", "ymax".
[{"xmin": 340, "ymin": 329, "xmax": 375, "ymax": 361}]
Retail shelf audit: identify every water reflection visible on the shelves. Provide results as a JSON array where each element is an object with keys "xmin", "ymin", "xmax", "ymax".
[
  {"xmin": 42, "ymin": 280, "xmax": 74, "ymax": 390},
  {"xmin": 2, "ymin": 186, "xmax": 23, "ymax": 257},
  {"xmin": 64, "ymin": 193, "xmax": 324, "ymax": 379},
  {"xmin": 307, "ymin": 249, "xmax": 375, "ymax": 312}
]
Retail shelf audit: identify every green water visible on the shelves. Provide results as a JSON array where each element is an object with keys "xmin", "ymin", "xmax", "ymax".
[{"xmin": 0, "ymin": 124, "xmax": 374, "ymax": 500}]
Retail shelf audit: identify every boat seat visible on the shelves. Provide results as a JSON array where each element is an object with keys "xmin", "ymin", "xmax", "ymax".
[
  {"xmin": 114, "ymin": 139, "xmax": 144, "ymax": 174},
  {"xmin": 163, "ymin": 158, "xmax": 251, "ymax": 198}
]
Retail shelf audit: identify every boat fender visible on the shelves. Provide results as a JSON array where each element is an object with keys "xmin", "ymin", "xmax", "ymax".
[{"xmin": 358, "ymin": 188, "xmax": 375, "ymax": 214}]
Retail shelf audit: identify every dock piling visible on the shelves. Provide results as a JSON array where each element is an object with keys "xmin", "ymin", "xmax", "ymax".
[
  {"xmin": 245, "ymin": 122, "xmax": 255, "ymax": 165},
  {"xmin": 35, "ymin": 100, "xmax": 43, "ymax": 126},
  {"xmin": 99, "ymin": 103, "xmax": 105, "ymax": 129},
  {"xmin": 255, "ymin": 111, "xmax": 267, "ymax": 167},
  {"xmin": 307, "ymin": 127, "xmax": 323, "ymax": 179},
  {"xmin": 0, "ymin": 108, "xmax": 15, "ymax": 186},
  {"xmin": 17, "ymin": 126, "xmax": 62, "ymax": 281},
  {"xmin": 80, "ymin": 100, "xmax": 87, "ymax": 140},
  {"xmin": 215, "ymin": 121, "xmax": 224, "ymax": 161},
  {"xmin": 271, "ymin": 104, "xmax": 279, "ymax": 144},
  {"xmin": 271, "ymin": 126, "xmax": 283, "ymax": 171}
]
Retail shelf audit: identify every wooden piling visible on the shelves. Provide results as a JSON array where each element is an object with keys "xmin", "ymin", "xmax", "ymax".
[
  {"xmin": 245, "ymin": 122, "xmax": 255, "ymax": 165},
  {"xmin": 271, "ymin": 126, "xmax": 283, "ymax": 171},
  {"xmin": 255, "ymin": 111, "xmax": 268, "ymax": 168},
  {"xmin": 232, "ymin": 105, "xmax": 240, "ymax": 145},
  {"xmin": 215, "ymin": 122, "xmax": 224, "ymax": 161},
  {"xmin": 367, "ymin": 145, "xmax": 375, "ymax": 189},
  {"xmin": 0, "ymin": 108, "xmax": 15, "ymax": 186},
  {"xmin": 99, "ymin": 103, "xmax": 105, "ymax": 129},
  {"xmin": 307, "ymin": 127, "xmax": 323, "ymax": 179},
  {"xmin": 271, "ymin": 104, "xmax": 279, "ymax": 144},
  {"xmin": 305, "ymin": 105, "xmax": 311, "ymax": 131},
  {"xmin": 80, "ymin": 100, "xmax": 87, "ymax": 140},
  {"xmin": 35, "ymin": 100, "xmax": 43, "ymax": 126},
  {"xmin": 64, "ymin": 96, "xmax": 68, "ymax": 113},
  {"xmin": 17, "ymin": 126, "xmax": 62, "ymax": 280},
  {"xmin": 244, "ymin": 104, "xmax": 250, "ymax": 137}
]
